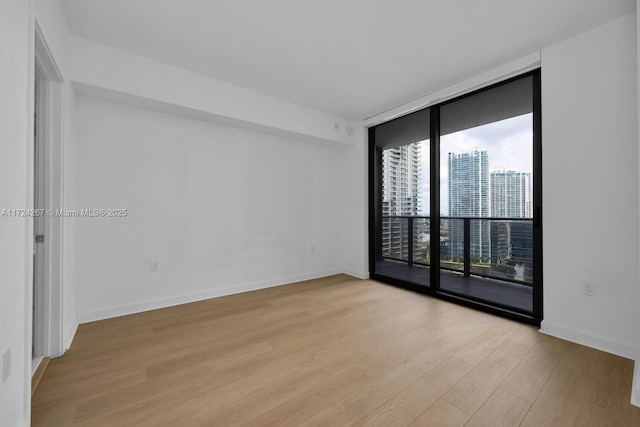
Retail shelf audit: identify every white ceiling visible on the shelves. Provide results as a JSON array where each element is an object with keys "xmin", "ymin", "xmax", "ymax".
[{"xmin": 60, "ymin": 0, "xmax": 635, "ymax": 120}]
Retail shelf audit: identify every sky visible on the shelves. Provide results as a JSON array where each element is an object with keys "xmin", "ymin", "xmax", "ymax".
[{"xmin": 418, "ymin": 113, "xmax": 533, "ymax": 215}]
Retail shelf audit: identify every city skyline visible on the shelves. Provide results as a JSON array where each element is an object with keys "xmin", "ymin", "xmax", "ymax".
[
  {"xmin": 379, "ymin": 118, "xmax": 534, "ymax": 273},
  {"xmin": 418, "ymin": 113, "xmax": 533, "ymax": 215}
]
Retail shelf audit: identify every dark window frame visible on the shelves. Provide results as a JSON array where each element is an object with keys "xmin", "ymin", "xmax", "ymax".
[{"xmin": 368, "ymin": 69, "xmax": 542, "ymax": 325}]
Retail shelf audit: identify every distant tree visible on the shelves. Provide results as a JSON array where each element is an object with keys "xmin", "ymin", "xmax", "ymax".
[{"xmin": 491, "ymin": 264, "xmax": 516, "ymax": 275}]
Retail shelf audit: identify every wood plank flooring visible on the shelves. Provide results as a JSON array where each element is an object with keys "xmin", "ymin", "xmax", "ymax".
[
  {"xmin": 32, "ymin": 275, "xmax": 640, "ymax": 426},
  {"xmin": 32, "ymin": 357, "xmax": 50, "ymax": 397}
]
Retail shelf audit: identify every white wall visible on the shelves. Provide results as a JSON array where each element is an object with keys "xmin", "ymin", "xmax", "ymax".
[
  {"xmin": 540, "ymin": 13, "xmax": 639, "ymax": 358},
  {"xmin": 33, "ymin": 0, "xmax": 69, "ymax": 78},
  {"xmin": 62, "ymin": 82, "xmax": 78, "ymax": 349},
  {"xmin": 340, "ymin": 126, "xmax": 369, "ymax": 279},
  {"xmin": 0, "ymin": 2, "xmax": 31, "ymax": 424},
  {"xmin": 69, "ymin": 36, "xmax": 357, "ymax": 148},
  {"xmin": 74, "ymin": 96, "xmax": 346, "ymax": 321},
  {"xmin": 67, "ymin": 33, "xmax": 362, "ymax": 323}
]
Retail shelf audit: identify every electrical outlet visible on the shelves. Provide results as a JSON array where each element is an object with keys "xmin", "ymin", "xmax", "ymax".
[
  {"xmin": 3, "ymin": 348, "xmax": 11, "ymax": 382},
  {"xmin": 584, "ymin": 281, "xmax": 595, "ymax": 297},
  {"xmin": 150, "ymin": 261, "xmax": 159, "ymax": 272}
]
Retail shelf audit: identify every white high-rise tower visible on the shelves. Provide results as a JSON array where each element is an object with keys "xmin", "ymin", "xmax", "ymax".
[
  {"xmin": 447, "ymin": 149, "xmax": 490, "ymax": 261},
  {"xmin": 382, "ymin": 144, "xmax": 421, "ymax": 258},
  {"xmin": 490, "ymin": 171, "xmax": 532, "ymax": 218}
]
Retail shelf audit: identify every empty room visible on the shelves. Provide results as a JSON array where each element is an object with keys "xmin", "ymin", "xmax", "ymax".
[{"xmin": 3, "ymin": 0, "xmax": 640, "ymax": 425}]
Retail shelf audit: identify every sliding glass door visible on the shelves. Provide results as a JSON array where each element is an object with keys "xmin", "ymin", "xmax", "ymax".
[
  {"xmin": 370, "ymin": 108, "xmax": 431, "ymax": 286},
  {"xmin": 369, "ymin": 70, "xmax": 542, "ymax": 324}
]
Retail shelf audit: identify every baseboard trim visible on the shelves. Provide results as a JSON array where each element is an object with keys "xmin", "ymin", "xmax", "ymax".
[
  {"xmin": 32, "ymin": 357, "xmax": 50, "ymax": 397},
  {"xmin": 540, "ymin": 320, "xmax": 638, "ymax": 360},
  {"xmin": 342, "ymin": 268, "xmax": 369, "ymax": 280},
  {"xmin": 77, "ymin": 268, "xmax": 343, "ymax": 323},
  {"xmin": 63, "ymin": 319, "xmax": 78, "ymax": 352},
  {"xmin": 632, "ymin": 358, "xmax": 640, "ymax": 407}
]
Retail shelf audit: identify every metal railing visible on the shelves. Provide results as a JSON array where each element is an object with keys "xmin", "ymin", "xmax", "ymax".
[{"xmin": 381, "ymin": 215, "xmax": 533, "ymax": 285}]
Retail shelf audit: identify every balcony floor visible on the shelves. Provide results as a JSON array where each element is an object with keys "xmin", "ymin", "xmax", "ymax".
[{"xmin": 374, "ymin": 259, "xmax": 533, "ymax": 312}]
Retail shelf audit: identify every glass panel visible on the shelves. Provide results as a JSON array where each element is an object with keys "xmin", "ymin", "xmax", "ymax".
[
  {"xmin": 440, "ymin": 217, "xmax": 463, "ymax": 273},
  {"xmin": 439, "ymin": 76, "xmax": 533, "ymax": 312},
  {"xmin": 373, "ymin": 108, "xmax": 430, "ymax": 287},
  {"xmin": 383, "ymin": 216, "xmax": 409, "ymax": 261},
  {"xmin": 413, "ymin": 217, "xmax": 430, "ymax": 265}
]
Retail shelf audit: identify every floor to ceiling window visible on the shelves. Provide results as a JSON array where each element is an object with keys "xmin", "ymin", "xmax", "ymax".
[{"xmin": 369, "ymin": 70, "xmax": 542, "ymax": 324}]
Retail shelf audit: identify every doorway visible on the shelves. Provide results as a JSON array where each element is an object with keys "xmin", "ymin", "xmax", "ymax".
[
  {"xmin": 33, "ymin": 66, "xmax": 46, "ymax": 361},
  {"xmin": 31, "ymin": 22, "xmax": 66, "ymax": 368}
]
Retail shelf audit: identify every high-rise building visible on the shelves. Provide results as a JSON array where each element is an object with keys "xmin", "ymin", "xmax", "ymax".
[
  {"xmin": 490, "ymin": 171, "xmax": 532, "ymax": 269},
  {"xmin": 447, "ymin": 149, "xmax": 490, "ymax": 262},
  {"xmin": 382, "ymin": 143, "xmax": 421, "ymax": 259},
  {"xmin": 510, "ymin": 221, "xmax": 533, "ymax": 281},
  {"xmin": 490, "ymin": 171, "xmax": 532, "ymax": 218}
]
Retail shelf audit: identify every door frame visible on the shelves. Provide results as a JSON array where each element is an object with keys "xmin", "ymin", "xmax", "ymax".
[{"xmin": 32, "ymin": 21, "xmax": 65, "ymax": 366}]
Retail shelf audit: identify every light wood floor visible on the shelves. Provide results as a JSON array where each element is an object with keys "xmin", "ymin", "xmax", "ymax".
[{"xmin": 32, "ymin": 275, "xmax": 640, "ymax": 426}]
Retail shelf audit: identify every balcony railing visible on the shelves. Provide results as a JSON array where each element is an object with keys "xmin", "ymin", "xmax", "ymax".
[{"xmin": 381, "ymin": 215, "xmax": 533, "ymax": 285}]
